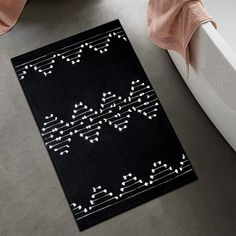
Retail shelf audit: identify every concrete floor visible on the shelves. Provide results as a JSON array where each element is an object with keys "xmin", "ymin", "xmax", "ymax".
[{"xmin": 0, "ymin": 0, "xmax": 235, "ymax": 235}]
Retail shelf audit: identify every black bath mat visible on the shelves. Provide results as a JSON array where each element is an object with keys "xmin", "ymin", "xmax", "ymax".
[{"xmin": 11, "ymin": 20, "xmax": 197, "ymax": 231}]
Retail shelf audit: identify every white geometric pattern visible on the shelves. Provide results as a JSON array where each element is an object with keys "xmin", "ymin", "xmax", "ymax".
[
  {"xmin": 41, "ymin": 80, "xmax": 159, "ymax": 156},
  {"xmin": 70, "ymin": 154, "xmax": 193, "ymax": 221},
  {"xmin": 15, "ymin": 27, "xmax": 127, "ymax": 79}
]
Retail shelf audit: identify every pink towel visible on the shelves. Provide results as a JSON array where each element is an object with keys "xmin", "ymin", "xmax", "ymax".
[
  {"xmin": 148, "ymin": 0, "xmax": 216, "ymax": 69},
  {"xmin": 0, "ymin": 0, "xmax": 27, "ymax": 35}
]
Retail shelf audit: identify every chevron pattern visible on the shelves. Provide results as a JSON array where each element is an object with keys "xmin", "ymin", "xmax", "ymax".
[
  {"xmin": 70, "ymin": 154, "xmax": 193, "ymax": 221},
  {"xmin": 41, "ymin": 80, "xmax": 159, "ymax": 156},
  {"xmin": 15, "ymin": 27, "xmax": 127, "ymax": 79}
]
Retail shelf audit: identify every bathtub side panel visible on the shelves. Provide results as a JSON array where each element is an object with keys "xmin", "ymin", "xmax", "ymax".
[{"xmin": 168, "ymin": 23, "xmax": 236, "ymax": 151}]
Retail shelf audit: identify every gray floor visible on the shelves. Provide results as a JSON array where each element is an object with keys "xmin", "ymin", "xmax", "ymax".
[{"xmin": 0, "ymin": 1, "xmax": 235, "ymax": 235}]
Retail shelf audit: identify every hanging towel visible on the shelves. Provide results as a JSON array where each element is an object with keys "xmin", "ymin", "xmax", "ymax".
[
  {"xmin": 147, "ymin": 0, "xmax": 217, "ymax": 72},
  {"xmin": 0, "ymin": 0, "xmax": 27, "ymax": 35}
]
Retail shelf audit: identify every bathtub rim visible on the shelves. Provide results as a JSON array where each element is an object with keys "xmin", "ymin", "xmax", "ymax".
[{"xmin": 201, "ymin": 22, "xmax": 236, "ymax": 71}]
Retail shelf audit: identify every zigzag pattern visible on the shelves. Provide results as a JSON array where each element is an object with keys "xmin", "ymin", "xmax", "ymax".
[
  {"xmin": 70, "ymin": 154, "xmax": 193, "ymax": 221},
  {"xmin": 15, "ymin": 27, "xmax": 127, "ymax": 79},
  {"xmin": 41, "ymin": 80, "xmax": 159, "ymax": 155}
]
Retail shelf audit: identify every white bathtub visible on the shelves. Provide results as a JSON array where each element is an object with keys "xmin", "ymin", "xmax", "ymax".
[{"xmin": 168, "ymin": 1, "xmax": 236, "ymax": 151}]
